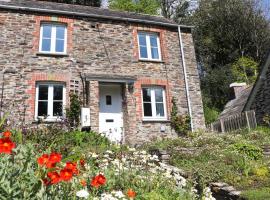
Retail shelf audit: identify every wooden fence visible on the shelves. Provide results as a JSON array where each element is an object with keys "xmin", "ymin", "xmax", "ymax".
[{"xmin": 207, "ymin": 110, "xmax": 257, "ymax": 133}]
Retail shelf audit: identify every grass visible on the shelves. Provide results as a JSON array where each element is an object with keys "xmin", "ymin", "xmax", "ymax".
[{"xmin": 142, "ymin": 126, "xmax": 270, "ymax": 198}]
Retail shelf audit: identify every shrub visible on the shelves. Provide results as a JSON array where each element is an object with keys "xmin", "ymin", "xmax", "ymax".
[
  {"xmin": 171, "ymin": 98, "xmax": 191, "ymax": 135},
  {"xmin": 66, "ymin": 93, "xmax": 81, "ymax": 128},
  {"xmin": 231, "ymin": 143, "xmax": 263, "ymax": 160}
]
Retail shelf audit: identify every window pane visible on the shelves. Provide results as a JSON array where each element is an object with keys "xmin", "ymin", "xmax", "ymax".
[
  {"xmin": 143, "ymin": 103, "xmax": 152, "ymax": 116},
  {"xmin": 39, "ymin": 85, "xmax": 48, "ymax": 100},
  {"xmin": 41, "ymin": 39, "xmax": 51, "ymax": 52},
  {"xmin": 140, "ymin": 46, "xmax": 148, "ymax": 58},
  {"xmin": 138, "ymin": 34, "xmax": 147, "ymax": 46},
  {"xmin": 53, "ymin": 85, "xmax": 63, "ymax": 100},
  {"xmin": 56, "ymin": 26, "xmax": 65, "ymax": 39},
  {"xmin": 55, "ymin": 39, "xmax": 64, "ymax": 52},
  {"xmin": 150, "ymin": 36, "xmax": 158, "ymax": 47},
  {"xmin": 143, "ymin": 88, "xmax": 151, "ymax": 102},
  {"xmin": 156, "ymin": 103, "xmax": 165, "ymax": 117},
  {"xmin": 151, "ymin": 47, "xmax": 159, "ymax": 59},
  {"xmin": 106, "ymin": 95, "xmax": 112, "ymax": 105},
  {"xmin": 38, "ymin": 102, "xmax": 48, "ymax": 116},
  {"xmin": 155, "ymin": 88, "xmax": 163, "ymax": 102},
  {"xmin": 42, "ymin": 25, "xmax": 52, "ymax": 38},
  {"xmin": 53, "ymin": 102, "xmax": 63, "ymax": 116}
]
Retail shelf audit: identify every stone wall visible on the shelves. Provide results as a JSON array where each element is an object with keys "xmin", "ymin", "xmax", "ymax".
[{"xmin": 0, "ymin": 9, "xmax": 205, "ymax": 144}]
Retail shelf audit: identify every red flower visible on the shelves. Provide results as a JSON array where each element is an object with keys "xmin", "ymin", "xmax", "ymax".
[
  {"xmin": 42, "ymin": 178, "xmax": 50, "ymax": 186},
  {"xmin": 127, "ymin": 189, "xmax": 136, "ymax": 199},
  {"xmin": 65, "ymin": 162, "xmax": 79, "ymax": 175},
  {"xmin": 37, "ymin": 154, "xmax": 49, "ymax": 166},
  {"xmin": 91, "ymin": 174, "xmax": 106, "ymax": 188},
  {"xmin": 91, "ymin": 178, "xmax": 100, "ymax": 188},
  {"xmin": 80, "ymin": 159, "xmax": 85, "ymax": 167},
  {"xmin": 0, "ymin": 137, "xmax": 16, "ymax": 154},
  {"xmin": 3, "ymin": 131, "xmax": 11, "ymax": 138},
  {"xmin": 60, "ymin": 168, "xmax": 73, "ymax": 181},
  {"xmin": 47, "ymin": 171, "xmax": 61, "ymax": 184},
  {"xmin": 45, "ymin": 161, "xmax": 56, "ymax": 169},
  {"xmin": 49, "ymin": 152, "xmax": 62, "ymax": 164}
]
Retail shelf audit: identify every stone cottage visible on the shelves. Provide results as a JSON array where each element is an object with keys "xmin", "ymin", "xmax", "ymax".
[{"xmin": 0, "ymin": 0, "xmax": 205, "ymax": 144}]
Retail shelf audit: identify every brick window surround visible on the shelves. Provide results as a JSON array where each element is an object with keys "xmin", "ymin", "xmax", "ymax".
[
  {"xmin": 27, "ymin": 73, "xmax": 70, "ymax": 120},
  {"xmin": 134, "ymin": 78, "xmax": 172, "ymax": 121},
  {"xmin": 33, "ymin": 16, "xmax": 74, "ymax": 53},
  {"xmin": 132, "ymin": 25, "xmax": 169, "ymax": 63}
]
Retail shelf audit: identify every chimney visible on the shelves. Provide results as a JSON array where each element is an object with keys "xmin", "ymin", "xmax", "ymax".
[{"xmin": 230, "ymin": 82, "xmax": 247, "ymax": 98}]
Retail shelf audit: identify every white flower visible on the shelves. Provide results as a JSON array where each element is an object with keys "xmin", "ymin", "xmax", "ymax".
[
  {"xmin": 112, "ymin": 190, "xmax": 125, "ymax": 198},
  {"xmin": 76, "ymin": 190, "xmax": 89, "ymax": 199}
]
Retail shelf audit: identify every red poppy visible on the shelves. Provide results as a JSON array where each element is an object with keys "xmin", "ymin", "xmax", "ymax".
[
  {"xmin": 37, "ymin": 154, "xmax": 49, "ymax": 166},
  {"xmin": 79, "ymin": 159, "xmax": 85, "ymax": 167},
  {"xmin": 49, "ymin": 152, "xmax": 62, "ymax": 164},
  {"xmin": 47, "ymin": 171, "xmax": 61, "ymax": 184},
  {"xmin": 3, "ymin": 131, "xmax": 11, "ymax": 138},
  {"xmin": 0, "ymin": 137, "xmax": 16, "ymax": 154},
  {"xmin": 91, "ymin": 174, "xmax": 106, "ymax": 188},
  {"xmin": 90, "ymin": 177, "xmax": 100, "ymax": 188},
  {"xmin": 127, "ymin": 189, "xmax": 136, "ymax": 199},
  {"xmin": 42, "ymin": 178, "xmax": 50, "ymax": 186},
  {"xmin": 65, "ymin": 162, "xmax": 79, "ymax": 175},
  {"xmin": 45, "ymin": 161, "xmax": 56, "ymax": 169},
  {"xmin": 60, "ymin": 168, "xmax": 73, "ymax": 181}
]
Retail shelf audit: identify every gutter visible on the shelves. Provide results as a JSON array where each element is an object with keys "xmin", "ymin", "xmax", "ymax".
[
  {"xmin": 0, "ymin": 4, "xmax": 194, "ymax": 29},
  {"xmin": 178, "ymin": 25, "xmax": 194, "ymax": 132}
]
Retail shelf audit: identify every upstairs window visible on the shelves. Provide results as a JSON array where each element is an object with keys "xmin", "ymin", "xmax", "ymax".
[
  {"xmin": 39, "ymin": 24, "xmax": 67, "ymax": 54},
  {"xmin": 35, "ymin": 83, "xmax": 66, "ymax": 121},
  {"xmin": 142, "ymin": 86, "xmax": 167, "ymax": 120},
  {"xmin": 138, "ymin": 32, "xmax": 161, "ymax": 61}
]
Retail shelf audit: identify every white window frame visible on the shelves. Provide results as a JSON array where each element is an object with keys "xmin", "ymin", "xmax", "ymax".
[
  {"xmin": 39, "ymin": 23, "xmax": 67, "ymax": 54},
  {"xmin": 35, "ymin": 82, "xmax": 66, "ymax": 122},
  {"xmin": 141, "ymin": 86, "xmax": 167, "ymax": 121},
  {"xmin": 137, "ymin": 32, "xmax": 162, "ymax": 61}
]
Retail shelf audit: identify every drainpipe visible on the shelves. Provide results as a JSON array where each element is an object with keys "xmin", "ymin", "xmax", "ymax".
[{"xmin": 178, "ymin": 25, "xmax": 194, "ymax": 132}]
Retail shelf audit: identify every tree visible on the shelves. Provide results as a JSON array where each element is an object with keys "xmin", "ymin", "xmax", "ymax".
[
  {"xmin": 42, "ymin": 0, "xmax": 101, "ymax": 7},
  {"xmin": 109, "ymin": 0, "xmax": 159, "ymax": 15},
  {"xmin": 231, "ymin": 57, "xmax": 258, "ymax": 84},
  {"xmin": 158, "ymin": 0, "xmax": 191, "ymax": 23},
  {"xmin": 192, "ymin": 0, "xmax": 270, "ymax": 111}
]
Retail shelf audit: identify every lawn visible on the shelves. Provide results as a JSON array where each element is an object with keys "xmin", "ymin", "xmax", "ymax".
[{"xmin": 142, "ymin": 126, "xmax": 270, "ymax": 199}]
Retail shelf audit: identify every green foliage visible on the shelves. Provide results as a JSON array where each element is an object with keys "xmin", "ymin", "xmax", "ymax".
[
  {"xmin": 231, "ymin": 143, "xmax": 263, "ymax": 160},
  {"xmin": 192, "ymin": 0, "xmax": 270, "ymax": 111},
  {"xmin": 203, "ymin": 104, "xmax": 219, "ymax": 124},
  {"xmin": 0, "ymin": 144, "xmax": 42, "ymax": 200},
  {"xmin": 231, "ymin": 57, "xmax": 258, "ymax": 84},
  {"xmin": 22, "ymin": 126, "xmax": 110, "ymax": 156},
  {"xmin": 144, "ymin": 127, "xmax": 270, "ymax": 191},
  {"xmin": 66, "ymin": 93, "xmax": 81, "ymax": 128},
  {"xmin": 170, "ymin": 98, "xmax": 191, "ymax": 135},
  {"xmin": 109, "ymin": 0, "xmax": 159, "ymax": 15},
  {"xmin": 241, "ymin": 187, "xmax": 270, "ymax": 200}
]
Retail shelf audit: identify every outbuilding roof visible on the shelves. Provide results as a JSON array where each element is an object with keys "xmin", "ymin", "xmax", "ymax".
[
  {"xmin": 219, "ymin": 86, "xmax": 253, "ymax": 119},
  {"xmin": 0, "ymin": 0, "xmax": 188, "ymax": 28}
]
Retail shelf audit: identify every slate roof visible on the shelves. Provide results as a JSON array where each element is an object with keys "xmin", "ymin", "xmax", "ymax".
[
  {"xmin": 219, "ymin": 86, "xmax": 253, "ymax": 119},
  {"xmin": 0, "ymin": 0, "xmax": 182, "ymax": 28}
]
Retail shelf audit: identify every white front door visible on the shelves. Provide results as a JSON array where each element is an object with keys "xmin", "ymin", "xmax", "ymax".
[{"xmin": 99, "ymin": 84, "xmax": 123, "ymax": 143}]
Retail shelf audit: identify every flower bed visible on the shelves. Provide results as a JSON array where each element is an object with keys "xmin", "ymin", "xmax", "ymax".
[{"xmin": 0, "ymin": 130, "xmax": 215, "ymax": 200}]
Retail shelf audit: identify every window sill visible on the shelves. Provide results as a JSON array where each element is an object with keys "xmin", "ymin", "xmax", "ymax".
[
  {"xmin": 33, "ymin": 117, "xmax": 65, "ymax": 124},
  {"xmin": 138, "ymin": 59, "xmax": 164, "ymax": 63},
  {"xmin": 142, "ymin": 118, "xmax": 170, "ymax": 123},
  {"xmin": 36, "ymin": 52, "xmax": 69, "ymax": 57}
]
